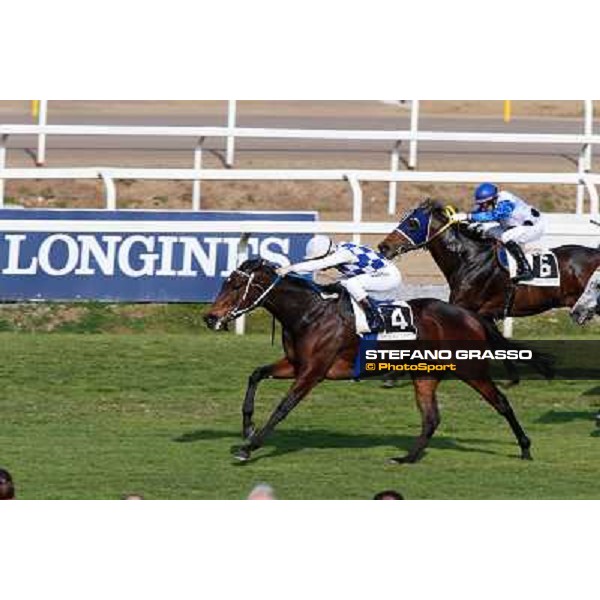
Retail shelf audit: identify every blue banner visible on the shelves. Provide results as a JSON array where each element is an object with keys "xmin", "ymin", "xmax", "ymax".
[{"xmin": 0, "ymin": 209, "xmax": 316, "ymax": 302}]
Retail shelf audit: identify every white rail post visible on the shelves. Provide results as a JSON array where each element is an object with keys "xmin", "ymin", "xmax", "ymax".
[
  {"xmin": 582, "ymin": 175, "xmax": 599, "ymax": 217},
  {"xmin": 387, "ymin": 141, "xmax": 401, "ymax": 215},
  {"xmin": 235, "ymin": 313, "xmax": 247, "ymax": 335},
  {"xmin": 584, "ymin": 100, "xmax": 593, "ymax": 170},
  {"xmin": 0, "ymin": 134, "xmax": 7, "ymax": 207},
  {"xmin": 577, "ymin": 100, "xmax": 594, "ymax": 213},
  {"xmin": 192, "ymin": 136, "xmax": 205, "ymax": 210},
  {"xmin": 503, "ymin": 317, "xmax": 513, "ymax": 338},
  {"xmin": 226, "ymin": 100, "xmax": 237, "ymax": 167},
  {"xmin": 36, "ymin": 100, "xmax": 48, "ymax": 166},
  {"xmin": 576, "ymin": 153, "xmax": 585, "ymax": 214},
  {"xmin": 345, "ymin": 174, "xmax": 363, "ymax": 244},
  {"xmin": 100, "ymin": 171, "xmax": 117, "ymax": 210},
  {"xmin": 235, "ymin": 232, "xmax": 251, "ymax": 335},
  {"xmin": 584, "ymin": 100, "xmax": 594, "ymax": 213},
  {"xmin": 408, "ymin": 100, "xmax": 420, "ymax": 170}
]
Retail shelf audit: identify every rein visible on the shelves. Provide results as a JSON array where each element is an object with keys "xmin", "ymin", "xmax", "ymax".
[
  {"xmin": 226, "ymin": 270, "xmax": 282, "ymax": 321},
  {"xmin": 395, "ymin": 205, "xmax": 457, "ymax": 252}
]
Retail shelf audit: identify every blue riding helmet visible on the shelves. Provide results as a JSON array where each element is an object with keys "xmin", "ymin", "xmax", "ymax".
[{"xmin": 474, "ymin": 183, "xmax": 499, "ymax": 204}]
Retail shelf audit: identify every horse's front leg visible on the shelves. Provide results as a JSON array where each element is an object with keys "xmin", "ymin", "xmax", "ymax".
[
  {"xmin": 242, "ymin": 358, "xmax": 295, "ymax": 439},
  {"xmin": 234, "ymin": 367, "xmax": 324, "ymax": 462}
]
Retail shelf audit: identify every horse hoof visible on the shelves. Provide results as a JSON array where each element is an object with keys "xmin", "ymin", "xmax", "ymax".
[
  {"xmin": 387, "ymin": 456, "xmax": 414, "ymax": 465},
  {"xmin": 232, "ymin": 447, "xmax": 251, "ymax": 462},
  {"xmin": 521, "ymin": 450, "xmax": 533, "ymax": 461}
]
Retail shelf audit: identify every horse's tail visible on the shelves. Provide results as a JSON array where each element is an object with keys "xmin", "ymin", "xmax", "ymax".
[{"xmin": 478, "ymin": 316, "xmax": 555, "ymax": 381}]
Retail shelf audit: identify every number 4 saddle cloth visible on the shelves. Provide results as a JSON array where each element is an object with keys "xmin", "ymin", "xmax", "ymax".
[
  {"xmin": 351, "ymin": 298, "xmax": 418, "ymax": 341},
  {"xmin": 496, "ymin": 245, "xmax": 561, "ymax": 287}
]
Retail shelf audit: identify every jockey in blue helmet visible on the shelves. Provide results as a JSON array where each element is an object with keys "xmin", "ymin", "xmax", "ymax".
[
  {"xmin": 451, "ymin": 183, "xmax": 545, "ymax": 282},
  {"xmin": 277, "ymin": 235, "xmax": 402, "ymax": 332}
]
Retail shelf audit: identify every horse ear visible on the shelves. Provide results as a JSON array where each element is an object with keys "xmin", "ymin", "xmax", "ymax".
[
  {"xmin": 424, "ymin": 198, "xmax": 439, "ymax": 211},
  {"xmin": 257, "ymin": 258, "xmax": 277, "ymax": 273}
]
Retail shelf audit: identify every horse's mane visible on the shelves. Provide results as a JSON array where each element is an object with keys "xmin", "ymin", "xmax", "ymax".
[
  {"xmin": 419, "ymin": 198, "xmax": 495, "ymax": 252},
  {"xmin": 238, "ymin": 258, "xmax": 351, "ymax": 306},
  {"xmin": 286, "ymin": 273, "xmax": 343, "ymax": 295},
  {"xmin": 237, "ymin": 258, "xmax": 281, "ymax": 278},
  {"xmin": 455, "ymin": 223, "xmax": 495, "ymax": 248}
]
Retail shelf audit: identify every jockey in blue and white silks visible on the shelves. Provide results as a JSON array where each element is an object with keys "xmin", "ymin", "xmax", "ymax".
[
  {"xmin": 452, "ymin": 183, "xmax": 546, "ymax": 282},
  {"xmin": 277, "ymin": 235, "xmax": 402, "ymax": 332}
]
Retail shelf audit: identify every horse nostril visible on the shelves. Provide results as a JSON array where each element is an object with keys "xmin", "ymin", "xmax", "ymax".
[{"xmin": 379, "ymin": 243, "xmax": 389, "ymax": 257}]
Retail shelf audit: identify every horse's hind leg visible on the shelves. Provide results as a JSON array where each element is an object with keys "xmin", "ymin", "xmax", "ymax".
[
  {"xmin": 242, "ymin": 358, "xmax": 295, "ymax": 439},
  {"xmin": 465, "ymin": 378, "xmax": 532, "ymax": 460},
  {"xmin": 389, "ymin": 379, "xmax": 441, "ymax": 464}
]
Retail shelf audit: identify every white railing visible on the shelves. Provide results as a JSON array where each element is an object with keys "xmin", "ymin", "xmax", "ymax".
[
  {"xmin": 1, "ymin": 167, "xmax": 598, "ymax": 226},
  {"xmin": 28, "ymin": 99, "xmax": 593, "ymax": 165},
  {"xmin": 3, "ymin": 100, "xmax": 597, "ymax": 215}
]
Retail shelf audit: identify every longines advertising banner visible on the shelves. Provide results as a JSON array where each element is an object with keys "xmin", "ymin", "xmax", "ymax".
[{"xmin": 0, "ymin": 209, "xmax": 316, "ymax": 302}]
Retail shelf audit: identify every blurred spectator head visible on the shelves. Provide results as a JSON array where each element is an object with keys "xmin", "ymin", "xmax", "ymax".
[
  {"xmin": 373, "ymin": 490, "xmax": 404, "ymax": 500},
  {"xmin": 247, "ymin": 483, "xmax": 276, "ymax": 500},
  {"xmin": 0, "ymin": 468, "xmax": 15, "ymax": 500}
]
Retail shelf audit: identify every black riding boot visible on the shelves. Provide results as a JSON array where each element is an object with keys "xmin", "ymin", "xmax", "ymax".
[
  {"xmin": 359, "ymin": 297, "xmax": 385, "ymax": 333},
  {"xmin": 505, "ymin": 241, "xmax": 534, "ymax": 282}
]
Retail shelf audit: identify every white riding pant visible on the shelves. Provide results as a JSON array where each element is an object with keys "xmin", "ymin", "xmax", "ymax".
[
  {"xmin": 340, "ymin": 265, "xmax": 402, "ymax": 302},
  {"xmin": 486, "ymin": 220, "xmax": 545, "ymax": 245}
]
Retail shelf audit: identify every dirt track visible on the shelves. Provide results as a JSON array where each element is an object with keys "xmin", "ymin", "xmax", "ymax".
[{"xmin": 1, "ymin": 100, "xmax": 596, "ymax": 118}]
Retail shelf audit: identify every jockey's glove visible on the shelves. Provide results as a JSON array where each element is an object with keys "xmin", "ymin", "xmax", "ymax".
[
  {"xmin": 451, "ymin": 212, "xmax": 469, "ymax": 222},
  {"xmin": 276, "ymin": 266, "xmax": 292, "ymax": 276}
]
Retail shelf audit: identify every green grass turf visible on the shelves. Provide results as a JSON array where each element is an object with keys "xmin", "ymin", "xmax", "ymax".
[{"xmin": 1, "ymin": 308, "xmax": 598, "ymax": 499}]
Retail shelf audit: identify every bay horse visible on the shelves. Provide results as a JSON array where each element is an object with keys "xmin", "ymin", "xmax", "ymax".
[
  {"xmin": 204, "ymin": 259, "xmax": 552, "ymax": 464},
  {"xmin": 378, "ymin": 199, "xmax": 600, "ymax": 323}
]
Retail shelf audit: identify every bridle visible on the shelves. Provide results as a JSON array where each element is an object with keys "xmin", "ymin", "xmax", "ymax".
[
  {"xmin": 393, "ymin": 205, "xmax": 457, "ymax": 253},
  {"xmin": 223, "ymin": 268, "xmax": 282, "ymax": 322}
]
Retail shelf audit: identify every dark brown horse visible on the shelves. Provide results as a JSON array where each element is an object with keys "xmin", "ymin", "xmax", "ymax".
[
  {"xmin": 378, "ymin": 199, "xmax": 600, "ymax": 322},
  {"xmin": 204, "ymin": 259, "xmax": 552, "ymax": 464}
]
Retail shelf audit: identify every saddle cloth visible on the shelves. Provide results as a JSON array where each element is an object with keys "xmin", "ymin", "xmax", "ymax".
[
  {"xmin": 497, "ymin": 246, "xmax": 560, "ymax": 287},
  {"xmin": 351, "ymin": 298, "xmax": 418, "ymax": 341}
]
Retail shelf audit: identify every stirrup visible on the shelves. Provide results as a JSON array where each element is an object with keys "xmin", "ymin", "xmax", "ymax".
[
  {"xmin": 362, "ymin": 299, "xmax": 385, "ymax": 332},
  {"xmin": 367, "ymin": 315, "xmax": 385, "ymax": 333}
]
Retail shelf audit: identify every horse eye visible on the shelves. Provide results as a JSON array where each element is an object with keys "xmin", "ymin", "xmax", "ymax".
[{"xmin": 408, "ymin": 218, "xmax": 420, "ymax": 231}]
